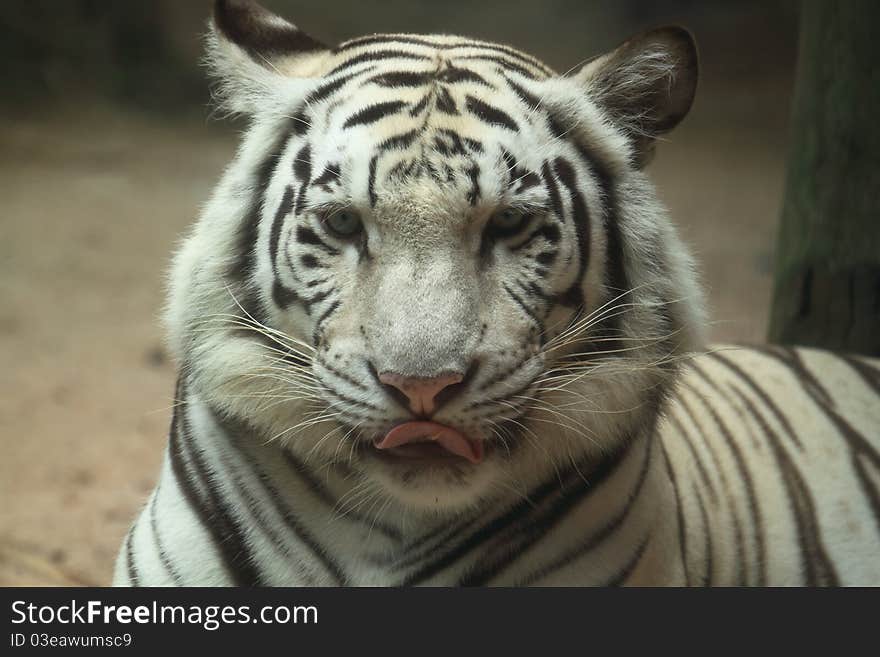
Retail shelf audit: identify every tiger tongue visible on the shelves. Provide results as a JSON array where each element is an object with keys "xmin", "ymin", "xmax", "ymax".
[{"xmin": 375, "ymin": 421, "xmax": 484, "ymax": 464}]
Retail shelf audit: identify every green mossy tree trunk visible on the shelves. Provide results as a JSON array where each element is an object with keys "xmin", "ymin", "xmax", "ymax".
[{"xmin": 768, "ymin": 0, "xmax": 880, "ymax": 356}]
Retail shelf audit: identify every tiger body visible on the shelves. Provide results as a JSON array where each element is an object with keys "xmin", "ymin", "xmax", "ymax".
[
  {"xmin": 115, "ymin": 0, "xmax": 880, "ymax": 586},
  {"xmin": 117, "ymin": 346, "xmax": 880, "ymax": 586}
]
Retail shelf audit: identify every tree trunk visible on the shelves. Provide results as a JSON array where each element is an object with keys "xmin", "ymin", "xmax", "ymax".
[{"xmin": 767, "ymin": 0, "xmax": 880, "ymax": 356}]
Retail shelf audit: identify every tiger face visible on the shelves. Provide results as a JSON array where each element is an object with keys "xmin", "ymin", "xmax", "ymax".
[{"xmin": 168, "ymin": 0, "xmax": 705, "ymax": 513}]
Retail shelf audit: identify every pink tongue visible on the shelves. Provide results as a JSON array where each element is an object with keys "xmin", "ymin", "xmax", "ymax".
[{"xmin": 374, "ymin": 421, "xmax": 484, "ymax": 464}]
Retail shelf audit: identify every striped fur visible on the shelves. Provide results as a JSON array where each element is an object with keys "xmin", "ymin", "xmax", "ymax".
[
  {"xmin": 116, "ymin": 346, "xmax": 880, "ymax": 586},
  {"xmin": 115, "ymin": 1, "xmax": 880, "ymax": 586}
]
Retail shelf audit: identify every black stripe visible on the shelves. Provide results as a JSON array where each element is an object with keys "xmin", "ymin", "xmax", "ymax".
[
  {"xmin": 335, "ymin": 34, "xmax": 441, "ymax": 53},
  {"xmin": 225, "ymin": 126, "xmax": 292, "ymax": 329},
  {"xmin": 665, "ymin": 409, "xmax": 719, "ymax": 504},
  {"xmin": 176, "ymin": 395, "xmax": 266, "ymax": 586},
  {"xmin": 511, "ymin": 222, "xmax": 561, "ymax": 252},
  {"xmin": 458, "ymin": 441, "xmax": 635, "ymax": 586},
  {"xmin": 541, "ymin": 160, "xmax": 565, "ymax": 219},
  {"xmin": 326, "ymin": 383, "xmax": 384, "ymax": 413},
  {"xmin": 754, "ymin": 346, "xmax": 834, "ymax": 407},
  {"xmin": 409, "ymin": 94, "xmax": 431, "ymax": 117},
  {"xmin": 504, "ymin": 75, "xmax": 541, "ymax": 111},
  {"xmin": 367, "ymin": 155, "xmax": 378, "ymax": 206},
  {"xmin": 227, "ymin": 114, "xmax": 300, "ymax": 287},
  {"xmin": 694, "ymin": 479, "xmax": 714, "ymax": 585},
  {"xmin": 553, "ymin": 156, "xmax": 591, "ymax": 309},
  {"xmin": 293, "ymin": 67, "xmax": 380, "ymax": 137},
  {"xmin": 463, "ymin": 137, "xmax": 484, "ymax": 153},
  {"xmin": 437, "ymin": 66, "xmax": 491, "ymax": 86},
  {"xmin": 435, "ymin": 128, "xmax": 468, "ymax": 156},
  {"xmin": 728, "ymin": 384, "xmax": 839, "ymax": 585},
  {"xmin": 687, "ymin": 362, "xmax": 768, "ymax": 585},
  {"xmin": 281, "ymin": 450, "xmax": 337, "ymax": 506},
  {"xmin": 560, "ymin": 131, "xmax": 630, "ymax": 341},
  {"xmin": 775, "ymin": 353, "xmax": 880, "ymax": 534},
  {"xmin": 386, "ymin": 157, "xmax": 418, "ymax": 181},
  {"xmin": 124, "ymin": 527, "xmax": 140, "ymax": 587},
  {"xmin": 168, "ymin": 383, "xmax": 263, "ymax": 586},
  {"xmin": 269, "ymin": 187, "xmax": 301, "ymax": 310},
  {"xmin": 272, "ymin": 279, "xmax": 300, "ymax": 310},
  {"xmin": 853, "ymin": 455, "xmax": 880, "ymax": 533},
  {"xmin": 379, "ymin": 129, "xmax": 420, "ymax": 151},
  {"xmin": 334, "ymin": 35, "xmax": 554, "ymax": 75},
  {"xmin": 446, "ymin": 44, "xmax": 552, "ymax": 76},
  {"xmin": 296, "ymin": 225, "xmax": 340, "ymax": 255},
  {"xmin": 436, "ymin": 86, "xmax": 459, "ymax": 115},
  {"xmin": 659, "ymin": 441, "xmax": 692, "ymax": 586},
  {"xmin": 516, "ymin": 436, "xmax": 653, "ymax": 585},
  {"xmin": 515, "ymin": 172, "xmax": 542, "ymax": 193},
  {"xmin": 466, "ymin": 383, "xmax": 538, "ymax": 423},
  {"xmin": 312, "ymin": 163, "xmax": 341, "ymax": 189},
  {"xmin": 454, "ymin": 54, "xmax": 539, "ymax": 79},
  {"xmin": 503, "ymin": 283, "xmax": 543, "ymax": 331},
  {"xmin": 466, "ymin": 371, "xmax": 539, "ymax": 415},
  {"xmin": 148, "ymin": 483, "xmax": 184, "ymax": 586},
  {"xmin": 166, "ymin": 394, "xmax": 240, "ymax": 585},
  {"xmin": 603, "ymin": 535, "xmax": 651, "ymax": 586},
  {"xmin": 676, "ymin": 391, "xmax": 748, "ymax": 585},
  {"xmin": 367, "ymin": 71, "xmax": 431, "ymax": 87},
  {"xmin": 269, "ymin": 186, "xmax": 295, "ymax": 272},
  {"xmin": 465, "ymin": 95, "xmax": 518, "ymax": 131},
  {"xmin": 706, "ymin": 351, "xmax": 804, "ymax": 450},
  {"xmin": 303, "ymin": 287, "xmax": 334, "ymax": 309},
  {"xmin": 316, "ymin": 357, "xmax": 369, "ymax": 391},
  {"xmin": 293, "ymin": 144, "xmax": 312, "ymax": 215},
  {"xmin": 840, "ymin": 354, "xmax": 880, "ymax": 397},
  {"xmin": 306, "ymin": 68, "xmax": 371, "ymax": 104},
  {"xmin": 522, "ymin": 280, "xmax": 551, "ymax": 304},
  {"xmin": 343, "ymin": 100, "xmax": 408, "ymax": 128},
  {"xmin": 300, "ymin": 254, "xmax": 322, "ymax": 269},
  {"xmin": 291, "ymin": 110, "xmax": 310, "ymax": 137},
  {"xmin": 267, "ymin": 187, "xmax": 302, "ymax": 311},
  {"xmin": 476, "ymin": 354, "xmax": 534, "ymax": 393},
  {"xmin": 707, "ymin": 351, "xmax": 805, "ymax": 450},
  {"xmin": 500, "ymin": 148, "xmax": 516, "ymax": 175},
  {"xmin": 326, "ymin": 50, "xmax": 431, "ymax": 77},
  {"xmin": 312, "ymin": 299, "xmax": 341, "ymax": 345},
  {"xmin": 466, "ymin": 162, "xmax": 480, "ymax": 206},
  {"xmin": 212, "ymin": 435, "xmax": 319, "ymax": 585},
  {"xmin": 399, "ymin": 454, "xmax": 602, "ymax": 585},
  {"xmin": 386, "ymin": 517, "xmax": 479, "ymax": 571},
  {"xmin": 216, "ymin": 415, "xmax": 348, "ymax": 585},
  {"xmin": 281, "ymin": 449, "xmax": 403, "ymax": 543}
]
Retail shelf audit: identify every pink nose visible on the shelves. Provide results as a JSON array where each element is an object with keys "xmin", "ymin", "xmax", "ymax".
[{"xmin": 378, "ymin": 371, "xmax": 464, "ymax": 416}]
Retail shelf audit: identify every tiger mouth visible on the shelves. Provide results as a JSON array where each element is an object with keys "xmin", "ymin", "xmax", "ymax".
[
  {"xmin": 342, "ymin": 412, "xmax": 527, "ymax": 468},
  {"xmin": 372, "ymin": 421, "xmax": 485, "ymax": 464}
]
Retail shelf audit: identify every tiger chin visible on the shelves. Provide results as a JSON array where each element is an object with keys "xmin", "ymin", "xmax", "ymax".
[{"xmin": 115, "ymin": 0, "xmax": 880, "ymax": 586}]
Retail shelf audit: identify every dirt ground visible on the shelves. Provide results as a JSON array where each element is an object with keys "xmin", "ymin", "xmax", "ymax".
[{"xmin": 0, "ymin": 72, "xmax": 792, "ymax": 585}]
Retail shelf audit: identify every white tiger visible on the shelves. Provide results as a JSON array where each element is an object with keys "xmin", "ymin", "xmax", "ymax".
[{"xmin": 115, "ymin": 0, "xmax": 880, "ymax": 586}]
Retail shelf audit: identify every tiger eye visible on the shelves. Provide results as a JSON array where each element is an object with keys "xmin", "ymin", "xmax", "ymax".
[
  {"xmin": 324, "ymin": 209, "xmax": 363, "ymax": 238},
  {"xmin": 488, "ymin": 207, "xmax": 531, "ymax": 236}
]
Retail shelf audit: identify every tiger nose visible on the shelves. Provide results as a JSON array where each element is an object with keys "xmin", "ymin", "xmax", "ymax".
[{"xmin": 377, "ymin": 371, "xmax": 465, "ymax": 417}]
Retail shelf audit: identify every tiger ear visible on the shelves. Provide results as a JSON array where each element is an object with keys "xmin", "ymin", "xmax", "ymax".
[
  {"xmin": 571, "ymin": 26, "xmax": 698, "ymax": 168},
  {"xmin": 206, "ymin": 0, "xmax": 331, "ymax": 115}
]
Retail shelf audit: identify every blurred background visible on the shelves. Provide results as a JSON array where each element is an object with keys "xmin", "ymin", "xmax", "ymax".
[{"xmin": 0, "ymin": 0, "xmax": 798, "ymax": 585}]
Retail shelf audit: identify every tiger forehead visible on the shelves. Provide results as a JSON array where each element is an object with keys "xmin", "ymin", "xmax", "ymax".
[
  {"xmin": 327, "ymin": 33, "xmax": 557, "ymax": 79},
  {"xmin": 371, "ymin": 177, "xmax": 483, "ymax": 233},
  {"xmin": 299, "ymin": 35, "xmax": 560, "ymax": 228}
]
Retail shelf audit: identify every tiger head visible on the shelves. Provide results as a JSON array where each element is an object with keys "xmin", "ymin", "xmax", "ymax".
[{"xmin": 167, "ymin": 0, "xmax": 706, "ymax": 513}]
